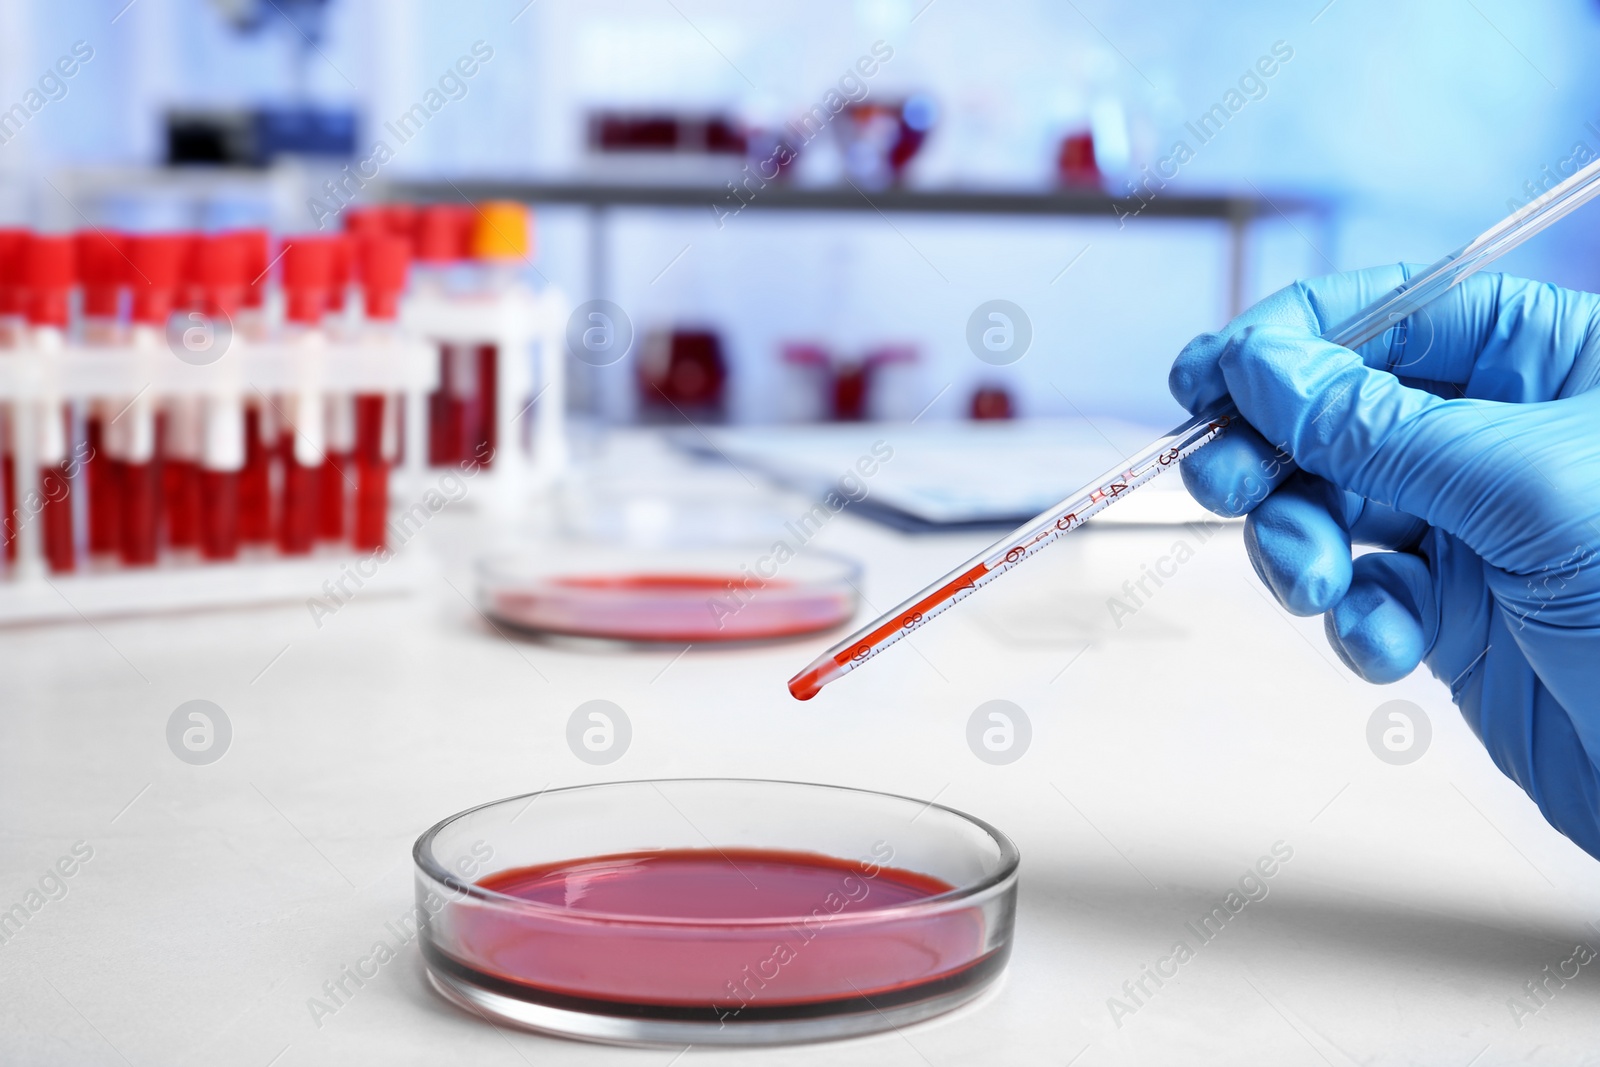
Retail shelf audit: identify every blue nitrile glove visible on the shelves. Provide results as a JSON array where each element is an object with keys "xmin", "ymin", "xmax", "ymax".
[{"xmin": 1169, "ymin": 265, "xmax": 1600, "ymax": 860}]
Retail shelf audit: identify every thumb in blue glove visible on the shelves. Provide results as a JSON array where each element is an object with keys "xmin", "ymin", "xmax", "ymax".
[{"xmin": 1170, "ymin": 265, "xmax": 1600, "ymax": 859}]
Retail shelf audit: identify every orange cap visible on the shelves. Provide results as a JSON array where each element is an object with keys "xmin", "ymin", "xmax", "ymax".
[{"xmin": 469, "ymin": 200, "xmax": 532, "ymax": 260}]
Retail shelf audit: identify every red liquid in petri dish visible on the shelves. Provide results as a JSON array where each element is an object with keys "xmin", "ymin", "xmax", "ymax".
[
  {"xmin": 428, "ymin": 847, "xmax": 999, "ymax": 1021},
  {"xmin": 486, "ymin": 573, "xmax": 854, "ymax": 643}
]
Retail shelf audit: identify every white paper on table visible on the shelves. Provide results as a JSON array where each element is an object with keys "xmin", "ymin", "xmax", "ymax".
[{"xmin": 681, "ymin": 418, "xmax": 1232, "ymax": 528}]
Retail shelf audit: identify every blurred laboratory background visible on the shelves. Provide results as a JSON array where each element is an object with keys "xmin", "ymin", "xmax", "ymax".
[{"xmin": 5, "ymin": 0, "xmax": 1600, "ymax": 431}]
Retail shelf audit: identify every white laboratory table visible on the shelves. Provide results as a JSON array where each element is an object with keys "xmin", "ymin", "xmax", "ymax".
[{"xmin": 4, "ymin": 431, "xmax": 1600, "ymax": 1067}]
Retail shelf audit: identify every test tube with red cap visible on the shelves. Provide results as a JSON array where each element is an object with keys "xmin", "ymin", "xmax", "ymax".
[
  {"xmin": 25, "ymin": 235, "xmax": 78, "ymax": 573},
  {"xmin": 122, "ymin": 235, "xmax": 183, "ymax": 566},
  {"xmin": 278, "ymin": 237, "xmax": 332, "ymax": 555},
  {"xmin": 414, "ymin": 204, "xmax": 474, "ymax": 466},
  {"xmin": 235, "ymin": 229, "xmax": 275, "ymax": 545},
  {"xmin": 0, "ymin": 229, "xmax": 31, "ymax": 563},
  {"xmin": 318, "ymin": 233, "xmax": 354, "ymax": 542},
  {"xmin": 76, "ymin": 230, "xmax": 127, "ymax": 558},
  {"xmin": 195, "ymin": 234, "xmax": 247, "ymax": 560},
  {"xmin": 352, "ymin": 233, "xmax": 410, "ymax": 550},
  {"xmin": 163, "ymin": 234, "xmax": 205, "ymax": 551}
]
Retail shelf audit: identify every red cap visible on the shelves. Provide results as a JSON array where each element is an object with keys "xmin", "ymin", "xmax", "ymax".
[
  {"xmin": 281, "ymin": 237, "xmax": 334, "ymax": 325},
  {"xmin": 413, "ymin": 204, "xmax": 472, "ymax": 264},
  {"xmin": 235, "ymin": 228, "xmax": 270, "ymax": 310},
  {"xmin": 0, "ymin": 228, "xmax": 32, "ymax": 318},
  {"xmin": 326, "ymin": 233, "xmax": 351, "ymax": 313},
  {"xmin": 196, "ymin": 234, "xmax": 247, "ymax": 318},
  {"xmin": 127, "ymin": 235, "xmax": 184, "ymax": 326},
  {"xmin": 175, "ymin": 233, "xmax": 205, "ymax": 313},
  {"xmin": 75, "ymin": 230, "xmax": 126, "ymax": 319},
  {"xmin": 383, "ymin": 204, "xmax": 417, "ymax": 241},
  {"xmin": 343, "ymin": 206, "xmax": 388, "ymax": 240},
  {"xmin": 358, "ymin": 234, "xmax": 410, "ymax": 321},
  {"xmin": 24, "ymin": 235, "xmax": 76, "ymax": 328}
]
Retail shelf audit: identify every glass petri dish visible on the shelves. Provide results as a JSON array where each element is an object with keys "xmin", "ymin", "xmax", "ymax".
[
  {"xmin": 413, "ymin": 779, "xmax": 1019, "ymax": 1047},
  {"xmin": 476, "ymin": 546, "xmax": 859, "ymax": 645}
]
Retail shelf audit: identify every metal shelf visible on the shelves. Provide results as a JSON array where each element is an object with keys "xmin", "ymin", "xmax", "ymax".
[
  {"xmin": 388, "ymin": 178, "xmax": 1317, "ymax": 223},
  {"xmin": 388, "ymin": 178, "xmax": 1327, "ymax": 323}
]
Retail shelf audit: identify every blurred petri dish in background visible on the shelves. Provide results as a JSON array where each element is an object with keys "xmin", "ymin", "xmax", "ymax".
[
  {"xmin": 414, "ymin": 779, "xmax": 1020, "ymax": 1047},
  {"xmin": 476, "ymin": 546, "xmax": 859, "ymax": 645}
]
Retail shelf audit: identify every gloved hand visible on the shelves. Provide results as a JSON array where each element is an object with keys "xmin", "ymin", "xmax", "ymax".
[{"xmin": 1170, "ymin": 265, "xmax": 1600, "ymax": 860}]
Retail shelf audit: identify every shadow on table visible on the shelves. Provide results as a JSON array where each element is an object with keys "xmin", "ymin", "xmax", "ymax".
[{"xmin": 1022, "ymin": 861, "xmax": 1600, "ymax": 985}]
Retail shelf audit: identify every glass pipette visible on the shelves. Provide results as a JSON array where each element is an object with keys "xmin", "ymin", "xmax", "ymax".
[{"xmin": 788, "ymin": 155, "xmax": 1600, "ymax": 700}]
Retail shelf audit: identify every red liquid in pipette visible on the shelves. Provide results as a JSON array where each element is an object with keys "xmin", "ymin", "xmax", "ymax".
[
  {"xmin": 434, "ymin": 848, "xmax": 995, "ymax": 1015},
  {"xmin": 787, "ymin": 562, "xmax": 987, "ymax": 701}
]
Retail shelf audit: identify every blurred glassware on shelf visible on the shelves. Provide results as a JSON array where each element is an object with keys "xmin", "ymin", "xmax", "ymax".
[
  {"xmin": 637, "ymin": 328, "xmax": 726, "ymax": 421},
  {"xmin": 1056, "ymin": 131, "xmax": 1101, "ymax": 188},
  {"xmin": 836, "ymin": 94, "xmax": 937, "ymax": 189},
  {"xmin": 583, "ymin": 109, "xmax": 749, "ymax": 184},
  {"xmin": 781, "ymin": 342, "xmax": 917, "ymax": 421},
  {"xmin": 164, "ymin": 106, "xmax": 358, "ymax": 168},
  {"xmin": 969, "ymin": 385, "xmax": 1015, "ymax": 420},
  {"xmin": 743, "ymin": 127, "xmax": 801, "ymax": 184}
]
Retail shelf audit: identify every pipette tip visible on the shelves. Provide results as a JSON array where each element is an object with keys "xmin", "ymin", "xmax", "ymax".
[{"xmin": 787, "ymin": 657, "xmax": 842, "ymax": 701}]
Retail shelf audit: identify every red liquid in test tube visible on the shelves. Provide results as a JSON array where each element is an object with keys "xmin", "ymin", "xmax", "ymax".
[
  {"xmin": 195, "ymin": 234, "xmax": 247, "ymax": 560},
  {"xmin": 163, "ymin": 234, "xmax": 205, "ymax": 550},
  {"xmin": 278, "ymin": 238, "xmax": 333, "ymax": 555},
  {"xmin": 352, "ymin": 233, "xmax": 410, "ymax": 551},
  {"xmin": 76, "ymin": 230, "xmax": 127, "ymax": 558},
  {"xmin": 234, "ymin": 229, "xmax": 274, "ymax": 545},
  {"xmin": 318, "ymin": 234, "xmax": 353, "ymax": 542},
  {"xmin": 24, "ymin": 235, "xmax": 78, "ymax": 574},
  {"xmin": 414, "ymin": 205, "xmax": 473, "ymax": 466},
  {"xmin": 121, "ymin": 235, "xmax": 183, "ymax": 567},
  {"xmin": 0, "ymin": 229, "xmax": 29, "ymax": 564}
]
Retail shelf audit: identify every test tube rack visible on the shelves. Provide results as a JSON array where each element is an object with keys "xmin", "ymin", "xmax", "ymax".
[
  {"xmin": 0, "ymin": 277, "xmax": 572, "ymax": 625},
  {"xmin": 0, "ymin": 332, "xmax": 436, "ymax": 625}
]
